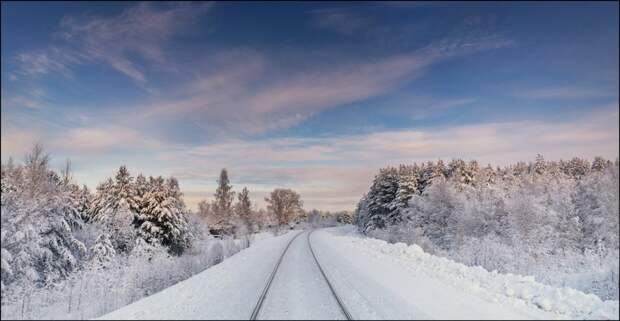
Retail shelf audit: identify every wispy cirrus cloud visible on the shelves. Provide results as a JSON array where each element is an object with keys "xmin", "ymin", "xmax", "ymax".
[
  {"xmin": 309, "ymin": 9, "xmax": 372, "ymax": 35},
  {"xmin": 12, "ymin": 2, "xmax": 211, "ymax": 86},
  {"xmin": 2, "ymin": 95, "xmax": 44, "ymax": 110},
  {"xmin": 13, "ymin": 47, "xmax": 87, "ymax": 79},
  {"xmin": 514, "ymin": 86, "xmax": 612, "ymax": 100},
  {"xmin": 131, "ymin": 34, "xmax": 513, "ymax": 136},
  {"xmin": 53, "ymin": 126, "xmax": 163, "ymax": 153},
  {"xmin": 8, "ymin": 2, "xmax": 513, "ymax": 137}
]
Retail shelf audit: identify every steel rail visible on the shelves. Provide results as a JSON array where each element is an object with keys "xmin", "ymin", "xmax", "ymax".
[
  {"xmin": 249, "ymin": 230, "xmax": 304, "ymax": 320},
  {"xmin": 307, "ymin": 229, "xmax": 353, "ymax": 320}
]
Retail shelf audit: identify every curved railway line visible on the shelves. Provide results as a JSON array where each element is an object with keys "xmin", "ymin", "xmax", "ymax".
[{"xmin": 249, "ymin": 229, "xmax": 353, "ymax": 320}]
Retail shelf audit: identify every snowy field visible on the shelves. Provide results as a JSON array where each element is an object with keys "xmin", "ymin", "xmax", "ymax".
[{"xmin": 100, "ymin": 227, "xmax": 619, "ymax": 320}]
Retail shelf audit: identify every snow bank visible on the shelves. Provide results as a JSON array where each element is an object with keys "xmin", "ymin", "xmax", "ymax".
[{"xmin": 324, "ymin": 226, "xmax": 619, "ymax": 320}]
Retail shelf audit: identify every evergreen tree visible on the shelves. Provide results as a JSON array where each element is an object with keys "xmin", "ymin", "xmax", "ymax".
[
  {"xmin": 212, "ymin": 169, "xmax": 235, "ymax": 232},
  {"xmin": 534, "ymin": 154, "xmax": 547, "ymax": 175},
  {"xmin": 136, "ymin": 176, "xmax": 191, "ymax": 255},
  {"xmin": 419, "ymin": 161, "xmax": 444, "ymax": 193},
  {"xmin": 0, "ymin": 145, "xmax": 86, "ymax": 288},
  {"xmin": 235, "ymin": 187, "xmax": 253, "ymax": 232},
  {"xmin": 365, "ymin": 167, "xmax": 399, "ymax": 231},
  {"xmin": 90, "ymin": 233, "xmax": 116, "ymax": 269},
  {"xmin": 591, "ymin": 156, "xmax": 609, "ymax": 172},
  {"xmin": 134, "ymin": 174, "xmax": 149, "ymax": 213},
  {"xmin": 388, "ymin": 165, "xmax": 419, "ymax": 225},
  {"xmin": 89, "ymin": 178, "xmax": 115, "ymax": 223},
  {"xmin": 114, "ymin": 166, "xmax": 139, "ymax": 213},
  {"xmin": 76, "ymin": 185, "xmax": 92, "ymax": 222}
]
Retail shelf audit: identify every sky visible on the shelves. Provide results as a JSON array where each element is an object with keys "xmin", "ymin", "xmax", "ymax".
[{"xmin": 1, "ymin": 1, "xmax": 618, "ymax": 211}]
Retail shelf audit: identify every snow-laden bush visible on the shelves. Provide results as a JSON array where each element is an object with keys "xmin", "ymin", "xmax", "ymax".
[{"xmin": 0, "ymin": 225, "xmax": 251, "ymax": 320}]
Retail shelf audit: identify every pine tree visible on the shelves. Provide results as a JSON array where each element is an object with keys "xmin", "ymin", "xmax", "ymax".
[
  {"xmin": 388, "ymin": 165, "xmax": 419, "ymax": 225},
  {"xmin": 76, "ymin": 185, "xmax": 92, "ymax": 222},
  {"xmin": 136, "ymin": 176, "xmax": 191, "ymax": 255},
  {"xmin": 534, "ymin": 154, "xmax": 547, "ymax": 175},
  {"xmin": 212, "ymin": 169, "xmax": 235, "ymax": 232},
  {"xmin": 90, "ymin": 233, "xmax": 116, "ymax": 269},
  {"xmin": 591, "ymin": 156, "xmax": 609, "ymax": 172},
  {"xmin": 565, "ymin": 157, "xmax": 591, "ymax": 179},
  {"xmin": 365, "ymin": 167, "xmax": 399, "ymax": 231},
  {"xmin": 419, "ymin": 161, "xmax": 444, "ymax": 193},
  {"xmin": 134, "ymin": 174, "xmax": 149, "ymax": 213},
  {"xmin": 90, "ymin": 178, "xmax": 115, "ymax": 223},
  {"xmin": 235, "ymin": 187, "xmax": 253, "ymax": 232},
  {"xmin": 394, "ymin": 165, "xmax": 419, "ymax": 206},
  {"xmin": 0, "ymin": 145, "xmax": 86, "ymax": 288},
  {"xmin": 114, "ymin": 165, "xmax": 139, "ymax": 213}
]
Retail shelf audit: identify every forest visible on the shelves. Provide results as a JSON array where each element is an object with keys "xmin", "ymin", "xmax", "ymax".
[
  {"xmin": 355, "ymin": 155, "xmax": 619, "ymax": 300},
  {"xmin": 0, "ymin": 144, "xmax": 349, "ymax": 319}
]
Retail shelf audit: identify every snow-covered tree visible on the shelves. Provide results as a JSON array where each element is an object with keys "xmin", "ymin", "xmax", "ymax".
[
  {"xmin": 234, "ymin": 187, "xmax": 253, "ymax": 232},
  {"xmin": 90, "ymin": 233, "xmax": 116, "ymax": 269},
  {"xmin": 113, "ymin": 166, "xmax": 139, "ymax": 213},
  {"xmin": 135, "ymin": 176, "xmax": 191, "ymax": 255},
  {"xmin": 364, "ymin": 167, "xmax": 399, "ymax": 232},
  {"xmin": 134, "ymin": 174, "xmax": 149, "ymax": 213},
  {"xmin": 392, "ymin": 165, "xmax": 419, "ymax": 209},
  {"xmin": 0, "ymin": 144, "xmax": 87, "ymax": 290},
  {"xmin": 533, "ymin": 154, "xmax": 547, "ymax": 176},
  {"xmin": 355, "ymin": 155, "xmax": 619, "ymax": 300},
  {"xmin": 75, "ymin": 185, "xmax": 92, "ymax": 222},
  {"xmin": 210, "ymin": 169, "xmax": 235, "ymax": 232},
  {"xmin": 265, "ymin": 188, "xmax": 303, "ymax": 228},
  {"xmin": 417, "ymin": 177, "xmax": 463, "ymax": 249}
]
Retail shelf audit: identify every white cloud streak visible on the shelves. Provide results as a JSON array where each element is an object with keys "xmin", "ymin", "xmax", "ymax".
[
  {"xmin": 13, "ymin": 3, "xmax": 211, "ymax": 86},
  {"xmin": 130, "ymin": 34, "xmax": 513, "ymax": 135},
  {"xmin": 310, "ymin": 10, "xmax": 372, "ymax": 35},
  {"xmin": 514, "ymin": 87, "xmax": 611, "ymax": 100}
]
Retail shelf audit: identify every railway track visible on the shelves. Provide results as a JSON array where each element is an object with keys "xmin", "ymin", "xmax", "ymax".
[
  {"xmin": 249, "ymin": 229, "xmax": 352, "ymax": 320},
  {"xmin": 307, "ymin": 229, "xmax": 353, "ymax": 320}
]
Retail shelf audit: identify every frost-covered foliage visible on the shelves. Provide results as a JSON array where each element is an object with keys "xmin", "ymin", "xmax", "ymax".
[
  {"xmin": 135, "ymin": 177, "xmax": 191, "ymax": 255},
  {"xmin": 0, "ymin": 145, "xmax": 253, "ymax": 319},
  {"xmin": 304, "ymin": 209, "xmax": 352, "ymax": 228},
  {"xmin": 356, "ymin": 155, "xmax": 620, "ymax": 300},
  {"xmin": 0, "ymin": 221, "xmax": 250, "ymax": 320},
  {"xmin": 1, "ymin": 145, "xmax": 87, "ymax": 298},
  {"xmin": 208, "ymin": 169, "xmax": 236, "ymax": 232},
  {"xmin": 198, "ymin": 169, "xmax": 262, "ymax": 236},
  {"xmin": 265, "ymin": 188, "xmax": 304, "ymax": 228}
]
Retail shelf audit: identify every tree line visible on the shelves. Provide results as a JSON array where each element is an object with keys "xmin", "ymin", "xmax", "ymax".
[
  {"xmin": 355, "ymin": 155, "xmax": 619, "ymax": 300},
  {"xmin": 0, "ymin": 143, "xmax": 343, "ymax": 318},
  {"xmin": 195, "ymin": 169, "xmax": 304, "ymax": 236}
]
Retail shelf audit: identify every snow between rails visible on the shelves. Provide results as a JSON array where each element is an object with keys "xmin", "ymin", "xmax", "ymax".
[{"xmin": 323, "ymin": 226, "xmax": 619, "ymax": 320}]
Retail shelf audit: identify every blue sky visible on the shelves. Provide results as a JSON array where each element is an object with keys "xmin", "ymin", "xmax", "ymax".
[{"xmin": 1, "ymin": 1, "xmax": 618, "ymax": 210}]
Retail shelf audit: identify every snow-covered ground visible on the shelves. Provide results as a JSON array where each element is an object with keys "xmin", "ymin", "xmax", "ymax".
[
  {"xmin": 100, "ymin": 226, "xmax": 619, "ymax": 320},
  {"xmin": 313, "ymin": 226, "xmax": 619, "ymax": 320},
  {"xmin": 99, "ymin": 230, "xmax": 301, "ymax": 320},
  {"xmin": 255, "ymin": 230, "xmax": 345, "ymax": 320}
]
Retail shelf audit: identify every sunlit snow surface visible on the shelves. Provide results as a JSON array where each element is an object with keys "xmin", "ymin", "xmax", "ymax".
[{"xmin": 100, "ymin": 227, "xmax": 619, "ymax": 320}]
